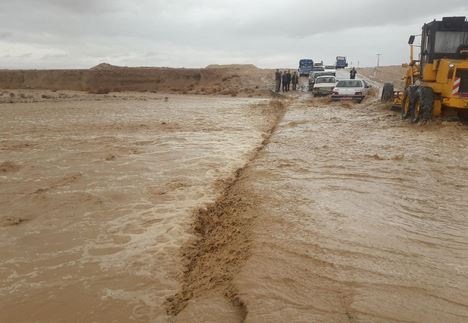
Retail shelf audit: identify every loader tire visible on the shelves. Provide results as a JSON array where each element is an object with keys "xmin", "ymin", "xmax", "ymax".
[
  {"xmin": 412, "ymin": 87, "xmax": 434, "ymax": 123},
  {"xmin": 401, "ymin": 86, "xmax": 417, "ymax": 119},
  {"xmin": 381, "ymin": 83, "xmax": 394, "ymax": 102}
]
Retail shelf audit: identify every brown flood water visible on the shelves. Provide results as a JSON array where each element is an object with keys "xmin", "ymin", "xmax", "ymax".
[
  {"xmin": 233, "ymin": 98, "xmax": 468, "ymax": 322},
  {"xmin": 0, "ymin": 94, "xmax": 270, "ymax": 322},
  {"xmin": 1, "ymin": 90, "xmax": 468, "ymax": 322}
]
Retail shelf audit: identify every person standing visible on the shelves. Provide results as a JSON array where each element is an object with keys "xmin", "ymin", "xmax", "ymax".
[
  {"xmin": 286, "ymin": 70, "xmax": 292, "ymax": 92},
  {"xmin": 282, "ymin": 71, "xmax": 288, "ymax": 92},
  {"xmin": 275, "ymin": 69, "xmax": 282, "ymax": 93},
  {"xmin": 350, "ymin": 67, "xmax": 357, "ymax": 79},
  {"xmin": 292, "ymin": 71, "xmax": 299, "ymax": 91}
]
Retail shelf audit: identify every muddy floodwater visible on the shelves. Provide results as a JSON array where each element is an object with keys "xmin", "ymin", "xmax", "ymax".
[
  {"xmin": 1, "ymin": 91, "xmax": 468, "ymax": 323},
  {"xmin": 232, "ymin": 99, "xmax": 468, "ymax": 322},
  {"xmin": 0, "ymin": 94, "xmax": 270, "ymax": 322}
]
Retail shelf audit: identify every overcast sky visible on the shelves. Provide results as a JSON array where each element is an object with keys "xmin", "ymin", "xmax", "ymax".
[{"xmin": 0, "ymin": 0, "xmax": 467, "ymax": 69}]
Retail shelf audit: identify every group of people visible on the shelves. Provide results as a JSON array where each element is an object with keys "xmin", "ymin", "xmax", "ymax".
[
  {"xmin": 275, "ymin": 69, "xmax": 299, "ymax": 93},
  {"xmin": 275, "ymin": 67, "xmax": 358, "ymax": 92}
]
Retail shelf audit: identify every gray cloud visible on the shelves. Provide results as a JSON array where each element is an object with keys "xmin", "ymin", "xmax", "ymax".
[{"xmin": 0, "ymin": 0, "xmax": 466, "ymax": 69}]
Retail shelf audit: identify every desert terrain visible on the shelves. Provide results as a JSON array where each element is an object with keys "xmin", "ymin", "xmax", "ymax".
[
  {"xmin": 1, "ymin": 66, "xmax": 468, "ymax": 322},
  {"xmin": 358, "ymin": 65, "xmax": 407, "ymax": 89}
]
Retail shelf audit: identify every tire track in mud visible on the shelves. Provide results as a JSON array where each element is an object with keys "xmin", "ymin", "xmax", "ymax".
[{"xmin": 164, "ymin": 99, "xmax": 288, "ymax": 319}]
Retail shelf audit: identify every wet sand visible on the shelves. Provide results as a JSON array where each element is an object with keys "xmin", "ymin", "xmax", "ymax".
[{"xmin": 0, "ymin": 94, "xmax": 273, "ymax": 322}]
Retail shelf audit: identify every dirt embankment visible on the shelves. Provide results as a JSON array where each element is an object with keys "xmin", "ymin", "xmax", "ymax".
[
  {"xmin": 358, "ymin": 65, "xmax": 406, "ymax": 89},
  {"xmin": 0, "ymin": 63, "xmax": 274, "ymax": 97}
]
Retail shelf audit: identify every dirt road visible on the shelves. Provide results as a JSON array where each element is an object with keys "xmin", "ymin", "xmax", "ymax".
[{"xmin": 1, "ymin": 88, "xmax": 468, "ymax": 322}]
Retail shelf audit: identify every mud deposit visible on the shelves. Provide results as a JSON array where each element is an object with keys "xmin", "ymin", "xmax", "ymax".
[{"xmin": 0, "ymin": 94, "xmax": 275, "ymax": 322}]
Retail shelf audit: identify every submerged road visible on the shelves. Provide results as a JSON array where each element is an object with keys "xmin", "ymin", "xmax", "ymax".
[
  {"xmin": 1, "ymin": 86, "xmax": 467, "ymax": 322},
  {"xmin": 173, "ymin": 87, "xmax": 468, "ymax": 322},
  {"xmin": 232, "ymin": 95, "xmax": 468, "ymax": 322}
]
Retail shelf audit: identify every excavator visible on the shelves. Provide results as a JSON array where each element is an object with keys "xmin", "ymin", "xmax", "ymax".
[{"xmin": 381, "ymin": 16, "xmax": 468, "ymax": 122}]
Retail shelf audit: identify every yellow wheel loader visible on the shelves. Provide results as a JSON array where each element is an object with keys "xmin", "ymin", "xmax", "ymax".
[{"xmin": 381, "ymin": 16, "xmax": 468, "ymax": 122}]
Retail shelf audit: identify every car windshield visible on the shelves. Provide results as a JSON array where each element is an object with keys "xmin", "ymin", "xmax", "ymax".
[
  {"xmin": 316, "ymin": 77, "xmax": 335, "ymax": 84},
  {"xmin": 434, "ymin": 31, "xmax": 468, "ymax": 53},
  {"xmin": 336, "ymin": 80, "xmax": 362, "ymax": 88},
  {"xmin": 314, "ymin": 72, "xmax": 334, "ymax": 78},
  {"xmin": 325, "ymin": 66, "xmax": 335, "ymax": 69}
]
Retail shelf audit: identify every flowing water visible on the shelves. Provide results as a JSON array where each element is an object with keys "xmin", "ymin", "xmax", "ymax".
[
  {"xmin": 0, "ymin": 94, "xmax": 269, "ymax": 322},
  {"xmin": 234, "ymin": 98, "xmax": 468, "ymax": 322},
  {"xmin": 1, "ymin": 90, "xmax": 468, "ymax": 322}
]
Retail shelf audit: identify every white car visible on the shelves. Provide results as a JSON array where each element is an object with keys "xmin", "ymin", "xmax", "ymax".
[
  {"xmin": 312, "ymin": 76, "xmax": 337, "ymax": 96},
  {"xmin": 331, "ymin": 79, "xmax": 370, "ymax": 103},
  {"xmin": 324, "ymin": 65, "xmax": 337, "ymax": 74},
  {"xmin": 309, "ymin": 70, "xmax": 336, "ymax": 89}
]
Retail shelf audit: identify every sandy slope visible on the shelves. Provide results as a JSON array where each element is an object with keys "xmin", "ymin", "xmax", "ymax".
[
  {"xmin": 358, "ymin": 65, "xmax": 407, "ymax": 89},
  {"xmin": 0, "ymin": 64, "xmax": 274, "ymax": 97}
]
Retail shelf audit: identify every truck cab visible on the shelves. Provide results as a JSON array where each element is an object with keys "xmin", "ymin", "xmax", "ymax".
[
  {"xmin": 336, "ymin": 56, "xmax": 348, "ymax": 69},
  {"xmin": 298, "ymin": 59, "xmax": 314, "ymax": 77}
]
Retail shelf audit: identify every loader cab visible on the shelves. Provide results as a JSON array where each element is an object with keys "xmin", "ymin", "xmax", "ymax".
[{"xmin": 418, "ymin": 16, "xmax": 468, "ymax": 67}]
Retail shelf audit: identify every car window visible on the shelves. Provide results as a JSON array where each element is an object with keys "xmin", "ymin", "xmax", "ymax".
[
  {"xmin": 336, "ymin": 80, "xmax": 363, "ymax": 88},
  {"xmin": 317, "ymin": 77, "xmax": 335, "ymax": 83}
]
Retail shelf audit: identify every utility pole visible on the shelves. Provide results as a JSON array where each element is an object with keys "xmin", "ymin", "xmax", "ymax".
[{"xmin": 374, "ymin": 54, "xmax": 381, "ymax": 78}]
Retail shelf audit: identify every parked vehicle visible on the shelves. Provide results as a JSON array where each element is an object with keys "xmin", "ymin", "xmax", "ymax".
[
  {"xmin": 383, "ymin": 16, "xmax": 468, "ymax": 122},
  {"xmin": 312, "ymin": 76, "xmax": 337, "ymax": 96},
  {"xmin": 324, "ymin": 65, "xmax": 337, "ymax": 74},
  {"xmin": 298, "ymin": 59, "xmax": 314, "ymax": 76},
  {"xmin": 335, "ymin": 56, "xmax": 348, "ymax": 69},
  {"xmin": 331, "ymin": 79, "xmax": 370, "ymax": 103},
  {"xmin": 308, "ymin": 70, "xmax": 336, "ymax": 89}
]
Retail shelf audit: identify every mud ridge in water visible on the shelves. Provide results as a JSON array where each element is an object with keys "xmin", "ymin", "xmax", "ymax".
[{"xmin": 164, "ymin": 99, "xmax": 288, "ymax": 318}]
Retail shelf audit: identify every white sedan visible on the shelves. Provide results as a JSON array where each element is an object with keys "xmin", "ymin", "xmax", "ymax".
[
  {"xmin": 331, "ymin": 79, "xmax": 370, "ymax": 103},
  {"xmin": 312, "ymin": 76, "xmax": 337, "ymax": 96}
]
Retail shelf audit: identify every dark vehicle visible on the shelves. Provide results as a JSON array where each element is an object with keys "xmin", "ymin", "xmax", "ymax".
[
  {"xmin": 336, "ymin": 56, "xmax": 348, "ymax": 69},
  {"xmin": 298, "ymin": 59, "xmax": 314, "ymax": 76}
]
